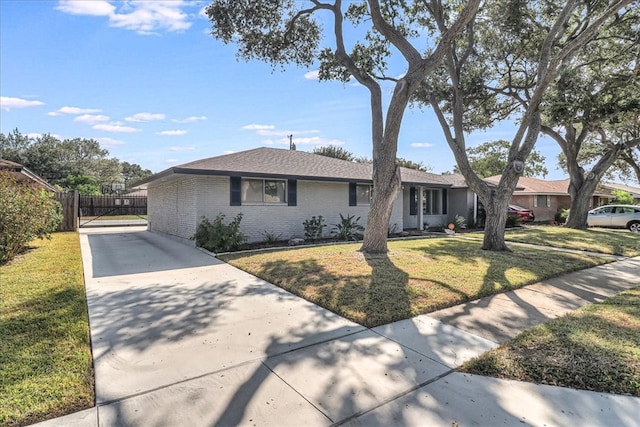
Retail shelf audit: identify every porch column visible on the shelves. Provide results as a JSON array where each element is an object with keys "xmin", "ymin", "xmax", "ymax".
[{"xmin": 418, "ymin": 186, "xmax": 424, "ymax": 230}]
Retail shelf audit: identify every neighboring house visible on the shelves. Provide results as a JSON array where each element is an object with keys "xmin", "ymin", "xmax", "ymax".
[
  {"xmin": 133, "ymin": 147, "xmax": 457, "ymax": 245},
  {"xmin": 482, "ymin": 176, "xmax": 640, "ymax": 222},
  {"xmin": 0, "ymin": 159, "xmax": 58, "ymax": 192},
  {"xmin": 594, "ymin": 182, "xmax": 640, "ymax": 205},
  {"xmin": 484, "ymin": 176, "xmax": 572, "ymax": 222}
]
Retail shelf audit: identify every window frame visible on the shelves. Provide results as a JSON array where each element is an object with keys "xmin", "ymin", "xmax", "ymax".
[
  {"xmin": 534, "ymin": 195, "xmax": 551, "ymax": 208},
  {"xmin": 356, "ymin": 184, "xmax": 373, "ymax": 206},
  {"xmin": 241, "ymin": 178, "xmax": 287, "ymax": 204},
  {"xmin": 423, "ymin": 188, "xmax": 443, "ymax": 215}
]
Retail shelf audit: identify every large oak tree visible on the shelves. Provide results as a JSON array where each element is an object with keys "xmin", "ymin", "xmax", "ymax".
[
  {"xmin": 418, "ymin": 0, "xmax": 633, "ymax": 250},
  {"xmin": 206, "ymin": 0, "xmax": 480, "ymax": 253},
  {"xmin": 542, "ymin": 5, "xmax": 640, "ymax": 228}
]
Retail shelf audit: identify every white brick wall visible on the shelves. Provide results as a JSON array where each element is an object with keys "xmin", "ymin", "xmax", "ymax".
[
  {"xmin": 149, "ymin": 175, "xmax": 404, "ymax": 244},
  {"xmin": 147, "ymin": 176, "xmax": 198, "ymax": 245}
]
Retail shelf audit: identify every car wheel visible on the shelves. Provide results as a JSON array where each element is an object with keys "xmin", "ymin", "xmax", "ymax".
[{"xmin": 629, "ymin": 221, "xmax": 640, "ymax": 232}]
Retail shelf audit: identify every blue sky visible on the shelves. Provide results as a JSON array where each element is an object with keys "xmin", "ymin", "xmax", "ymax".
[{"xmin": 0, "ymin": 0, "xmax": 565, "ymax": 178}]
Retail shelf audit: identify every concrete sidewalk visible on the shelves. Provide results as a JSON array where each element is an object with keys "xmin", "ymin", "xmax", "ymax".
[{"xmin": 33, "ymin": 227, "xmax": 640, "ymax": 426}]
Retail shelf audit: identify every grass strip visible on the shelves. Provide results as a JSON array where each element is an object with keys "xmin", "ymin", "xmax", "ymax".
[
  {"xmin": 460, "ymin": 287, "xmax": 640, "ymax": 396},
  {"xmin": 221, "ymin": 237, "xmax": 608, "ymax": 327},
  {"xmin": 0, "ymin": 232, "xmax": 94, "ymax": 427},
  {"xmin": 502, "ymin": 226, "xmax": 640, "ymax": 257}
]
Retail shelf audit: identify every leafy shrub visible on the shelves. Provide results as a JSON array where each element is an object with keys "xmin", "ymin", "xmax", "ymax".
[
  {"xmin": 555, "ymin": 209, "xmax": 570, "ymax": 224},
  {"xmin": 454, "ymin": 214, "xmax": 467, "ymax": 230},
  {"xmin": 612, "ymin": 189, "xmax": 633, "ymax": 205},
  {"xmin": 331, "ymin": 213, "xmax": 365, "ymax": 241},
  {"xmin": 260, "ymin": 230, "xmax": 283, "ymax": 244},
  {"xmin": 0, "ymin": 173, "xmax": 62, "ymax": 264},
  {"xmin": 193, "ymin": 213, "xmax": 246, "ymax": 253},
  {"xmin": 303, "ymin": 215, "xmax": 326, "ymax": 241}
]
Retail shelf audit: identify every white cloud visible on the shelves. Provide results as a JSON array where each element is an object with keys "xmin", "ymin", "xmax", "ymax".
[
  {"xmin": 264, "ymin": 136, "xmax": 344, "ymax": 146},
  {"xmin": 165, "ymin": 158, "xmax": 179, "ymax": 163},
  {"xmin": 56, "ymin": 0, "xmax": 195, "ymax": 35},
  {"xmin": 97, "ymin": 137, "xmax": 125, "ymax": 147},
  {"xmin": 411, "ymin": 142, "xmax": 434, "ymax": 148},
  {"xmin": 222, "ymin": 150, "xmax": 235, "ymax": 155},
  {"xmin": 93, "ymin": 123, "xmax": 140, "ymax": 133},
  {"xmin": 172, "ymin": 115, "xmax": 207, "ymax": 123},
  {"xmin": 56, "ymin": 0, "xmax": 115, "ymax": 16},
  {"xmin": 157, "ymin": 129, "xmax": 187, "ymax": 136},
  {"xmin": 74, "ymin": 114, "xmax": 110, "ymax": 124},
  {"xmin": 242, "ymin": 124, "xmax": 275, "ymax": 131},
  {"xmin": 48, "ymin": 106, "xmax": 101, "ymax": 116},
  {"xmin": 125, "ymin": 112, "xmax": 166, "ymax": 122},
  {"xmin": 1, "ymin": 96, "xmax": 44, "ymax": 111},
  {"xmin": 304, "ymin": 70, "xmax": 320, "ymax": 80},
  {"xmin": 243, "ymin": 123, "xmax": 320, "ymax": 137},
  {"xmin": 169, "ymin": 145, "xmax": 195, "ymax": 151}
]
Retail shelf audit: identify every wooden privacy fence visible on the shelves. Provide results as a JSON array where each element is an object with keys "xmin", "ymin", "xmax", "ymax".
[
  {"xmin": 78, "ymin": 195, "xmax": 147, "ymax": 217},
  {"xmin": 55, "ymin": 192, "xmax": 79, "ymax": 231}
]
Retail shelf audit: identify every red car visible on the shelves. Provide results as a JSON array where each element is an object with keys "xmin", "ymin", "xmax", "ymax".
[{"xmin": 508, "ymin": 204, "xmax": 535, "ymax": 223}]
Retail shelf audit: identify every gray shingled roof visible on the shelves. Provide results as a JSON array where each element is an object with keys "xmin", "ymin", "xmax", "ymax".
[
  {"xmin": 134, "ymin": 147, "xmax": 450, "ymax": 188},
  {"xmin": 0, "ymin": 158, "xmax": 58, "ymax": 192}
]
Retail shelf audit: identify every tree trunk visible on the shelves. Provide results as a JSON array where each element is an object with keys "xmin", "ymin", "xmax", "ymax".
[
  {"xmin": 565, "ymin": 189, "xmax": 592, "ymax": 229},
  {"xmin": 565, "ymin": 172, "xmax": 599, "ymax": 229},
  {"xmin": 480, "ymin": 189, "xmax": 512, "ymax": 251},
  {"xmin": 361, "ymin": 163, "xmax": 401, "ymax": 253}
]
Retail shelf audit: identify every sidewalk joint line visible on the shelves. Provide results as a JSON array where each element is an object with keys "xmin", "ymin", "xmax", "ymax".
[
  {"xmin": 260, "ymin": 360, "xmax": 336, "ymax": 424},
  {"xmin": 329, "ymin": 368, "xmax": 458, "ymax": 427}
]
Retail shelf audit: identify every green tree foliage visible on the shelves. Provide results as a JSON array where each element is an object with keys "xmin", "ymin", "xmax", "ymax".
[
  {"xmin": 396, "ymin": 157, "xmax": 431, "ymax": 172},
  {"xmin": 313, "ymin": 146, "xmax": 431, "ymax": 171},
  {"xmin": 312, "ymin": 145, "xmax": 356, "ymax": 161},
  {"xmin": 541, "ymin": 3, "xmax": 640, "ymax": 228},
  {"xmin": 611, "ymin": 189, "xmax": 634, "ymax": 205},
  {"xmin": 58, "ymin": 175, "xmax": 101, "ymax": 195},
  {"xmin": 0, "ymin": 129, "xmax": 151, "ymax": 193},
  {"xmin": 0, "ymin": 173, "xmax": 62, "ymax": 263},
  {"xmin": 453, "ymin": 140, "xmax": 548, "ymax": 178},
  {"xmin": 205, "ymin": 0, "xmax": 481, "ymax": 253},
  {"xmin": 415, "ymin": 0, "xmax": 632, "ymax": 250},
  {"xmin": 121, "ymin": 161, "xmax": 153, "ymax": 189}
]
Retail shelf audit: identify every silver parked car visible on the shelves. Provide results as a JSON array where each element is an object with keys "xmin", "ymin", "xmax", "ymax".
[{"xmin": 587, "ymin": 204, "xmax": 640, "ymax": 232}]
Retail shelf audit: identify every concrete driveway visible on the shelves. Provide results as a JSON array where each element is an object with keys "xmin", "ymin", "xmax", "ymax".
[
  {"xmin": 80, "ymin": 227, "xmax": 371, "ymax": 425},
  {"xmin": 51, "ymin": 226, "xmax": 640, "ymax": 427}
]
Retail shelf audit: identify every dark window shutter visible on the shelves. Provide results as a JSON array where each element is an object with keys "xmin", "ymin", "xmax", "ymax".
[
  {"xmin": 349, "ymin": 182, "xmax": 357, "ymax": 206},
  {"xmin": 230, "ymin": 176, "xmax": 241, "ymax": 206},
  {"xmin": 409, "ymin": 187, "xmax": 417, "ymax": 215},
  {"xmin": 288, "ymin": 179, "xmax": 297, "ymax": 206},
  {"xmin": 442, "ymin": 188, "xmax": 448, "ymax": 215}
]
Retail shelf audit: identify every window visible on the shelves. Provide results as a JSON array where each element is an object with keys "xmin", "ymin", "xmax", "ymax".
[
  {"xmin": 423, "ymin": 189, "xmax": 442, "ymax": 215},
  {"xmin": 356, "ymin": 184, "xmax": 372, "ymax": 205},
  {"xmin": 535, "ymin": 195, "xmax": 551, "ymax": 208},
  {"xmin": 241, "ymin": 179, "xmax": 286, "ymax": 203}
]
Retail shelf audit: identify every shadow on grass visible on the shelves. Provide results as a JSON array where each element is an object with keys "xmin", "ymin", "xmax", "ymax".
[
  {"xmin": 239, "ymin": 237, "xmax": 606, "ymax": 330},
  {"xmin": 505, "ymin": 227, "xmax": 640, "ymax": 256},
  {"xmin": 462, "ymin": 305, "xmax": 640, "ymax": 396},
  {"xmin": 254, "ymin": 252, "xmax": 413, "ymax": 327}
]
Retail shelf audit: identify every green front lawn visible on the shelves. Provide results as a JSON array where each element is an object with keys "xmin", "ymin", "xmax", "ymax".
[
  {"xmin": 461, "ymin": 286, "xmax": 640, "ymax": 396},
  {"xmin": 221, "ymin": 238, "xmax": 608, "ymax": 327},
  {"xmin": 0, "ymin": 233, "xmax": 94, "ymax": 427},
  {"xmin": 503, "ymin": 226, "xmax": 640, "ymax": 256},
  {"xmin": 80, "ymin": 215, "xmax": 147, "ymax": 221}
]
